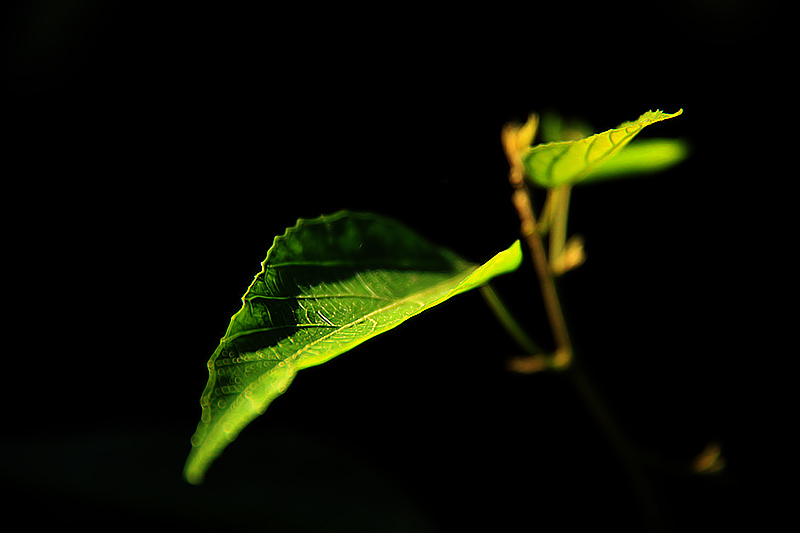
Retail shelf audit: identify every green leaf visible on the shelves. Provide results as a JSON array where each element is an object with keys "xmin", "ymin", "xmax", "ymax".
[
  {"xmin": 539, "ymin": 111, "xmax": 593, "ymax": 142},
  {"xmin": 522, "ymin": 109, "xmax": 683, "ymax": 187},
  {"xmin": 184, "ymin": 211, "xmax": 522, "ymax": 484},
  {"xmin": 579, "ymin": 138, "xmax": 689, "ymax": 183}
]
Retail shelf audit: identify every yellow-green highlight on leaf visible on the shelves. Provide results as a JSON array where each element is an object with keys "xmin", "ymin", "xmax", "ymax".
[
  {"xmin": 522, "ymin": 109, "xmax": 683, "ymax": 187},
  {"xmin": 183, "ymin": 211, "xmax": 522, "ymax": 485},
  {"xmin": 581, "ymin": 138, "xmax": 689, "ymax": 183}
]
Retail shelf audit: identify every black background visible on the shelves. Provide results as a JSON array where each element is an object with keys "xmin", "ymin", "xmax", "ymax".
[{"xmin": 1, "ymin": 1, "xmax": 790, "ymax": 531}]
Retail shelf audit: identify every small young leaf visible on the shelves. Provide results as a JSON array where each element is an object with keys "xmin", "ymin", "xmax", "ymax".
[
  {"xmin": 184, "ymin": 211, "xmax": 522, "ymax": 484},
  {"xmin": 522, "ymin": 109, "xmax": 683, "ymax": 187}
]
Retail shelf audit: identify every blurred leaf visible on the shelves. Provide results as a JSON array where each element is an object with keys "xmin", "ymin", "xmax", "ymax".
[
  {"xmin": 522, "ymin": 109, "xmax": 683, "ymax": 187},
  {"xmin": 580, "ymin": 138, "xmax": 689, "ymax": 182},
  {"xmin": 184, "ymin": 211, "xmax": 522, "ymax": 484},
  {"xmin": 539, "ymin": 111, "xmax": 593, "ymax": 142}
]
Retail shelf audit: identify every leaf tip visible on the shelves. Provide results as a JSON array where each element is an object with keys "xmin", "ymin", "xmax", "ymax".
[
  {"xmin": 657, "ymin": 108, "xmax": 684, "ymax": 122},
  {"xmin": 183, "ymin": 456, "xmax": 206, "ymax": 486},
  {"xmin": 498, "ymin": 239, "xmax": 524, "ymax": 271}
]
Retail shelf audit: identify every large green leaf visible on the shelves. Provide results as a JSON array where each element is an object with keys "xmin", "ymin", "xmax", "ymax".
[
  {"xmin": 184, "ymin": 211, "xmax": 522, "ymax": 484},
  {"xmin": 522, "ymin": 109, "xmax": 683, "ymax": 187}
]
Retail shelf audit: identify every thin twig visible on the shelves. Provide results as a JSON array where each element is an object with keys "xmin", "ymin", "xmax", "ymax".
[
  {"xmin": 549, "ymin": 185, "xmax": 571, "ymax": 269},
  {"xmin": 568, "ymin": 360, "xmax": 666, "ymax": 531},
  {"xmin": 501, "ymin": 121, "xmax": 666, "ymax": 530},
  {"xmin": 510, "ymin": 176, "xmax": 573, "ymax": 362},
  {"xmin": 479, "ymin": 283, "xmax": 542, "ymax": 356}
]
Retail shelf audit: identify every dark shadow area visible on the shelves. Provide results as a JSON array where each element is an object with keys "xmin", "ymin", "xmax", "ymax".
[{"xmin": 1, "ymin": 427, "xmax": 437, "ymax": 532}]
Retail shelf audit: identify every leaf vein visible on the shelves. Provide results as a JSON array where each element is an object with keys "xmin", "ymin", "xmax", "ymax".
[
  {"xmin": 223, "ymin": 323, "xmax": 338, "ymax": 343},
  {"xmin": 246, "ymin": 294, "xmax": 388, "ymax": 301}
]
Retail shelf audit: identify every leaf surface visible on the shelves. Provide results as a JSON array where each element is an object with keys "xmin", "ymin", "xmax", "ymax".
[
  {"xmin": 577, "ymin": 138, "xmax": 688, "ymax": 182},
  {"xmin": 184, "ymin": 211, "xmax": 522, "ymax": 484},
  {"xmin": 522, "ymin": 109, "xmax": 683, "ymax": 187}
]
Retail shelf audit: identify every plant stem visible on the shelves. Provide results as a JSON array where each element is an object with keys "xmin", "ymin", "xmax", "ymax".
[
  {"xmin": 515, "ymin": 184, "xmax": 665, "ymax": 529},
  {"xmin": 536, "ymin": 187, "xmax": 554, "ymax": 235},
  {"xmin": 502, "ymin": 133, "xmax": 665, "ymax": 529},
  {"xmin": 510, "ymin": 180, "xmax": 572, "ymax": 360},
  {"xmin": 567, "ymin": 360, "xmax": 666, "ymax": 531},
  {"xmin": 479, "ymin": 284, "xmax": 542, "ymax": 356},
  {"xmin": 549, "ymin": 185, "xmax": 571, "ymax": 268}
]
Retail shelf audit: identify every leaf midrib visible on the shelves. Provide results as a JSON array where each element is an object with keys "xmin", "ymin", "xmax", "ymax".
[{"xmin": 269, "ymin": 264, "xmax": 477, "ymax": 366}]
